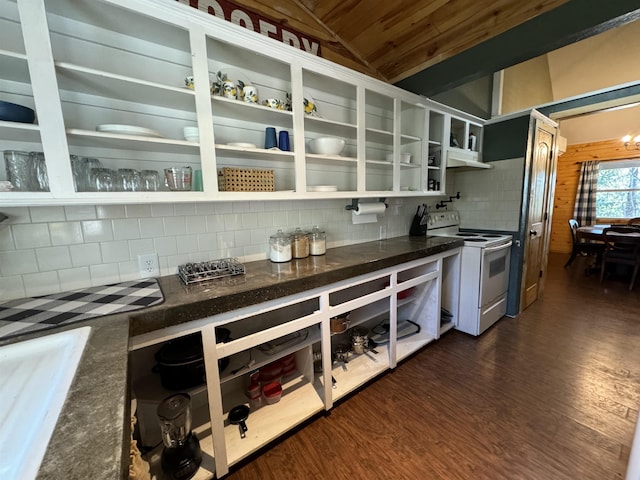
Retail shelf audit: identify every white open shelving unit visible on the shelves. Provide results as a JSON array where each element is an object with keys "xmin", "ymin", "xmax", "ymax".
[{"xmin": 0, "ymin": 0, "xmax": 487, "ymax": 206}]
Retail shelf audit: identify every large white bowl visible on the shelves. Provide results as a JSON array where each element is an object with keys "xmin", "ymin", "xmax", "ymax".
[{"xmin": 309, "ymin": 137, "xmax": 345, "ymax": 155}]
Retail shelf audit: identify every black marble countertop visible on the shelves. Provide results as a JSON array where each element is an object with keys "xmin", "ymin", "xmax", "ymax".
[{"xmin": 2, "ymin": 235, "xmax": 461, "ymax": 480}]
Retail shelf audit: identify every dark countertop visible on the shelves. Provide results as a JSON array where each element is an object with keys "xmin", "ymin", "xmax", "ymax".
[
  {"xmin": 131, "ymin": 235, "xmax": 462, "ymax": 337},
  {"xmin": 2, "ymin": 235, "xmax": 461, "ymax": 480}
]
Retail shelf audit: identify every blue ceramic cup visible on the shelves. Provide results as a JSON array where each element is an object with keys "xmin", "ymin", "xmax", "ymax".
[
  {"xmin": 265, "ymin": 127, "xmax": 277, "ymax": 149},
  {"xmin": 278, "ymin": 131, "xmax": 290, "ymax": 151}
]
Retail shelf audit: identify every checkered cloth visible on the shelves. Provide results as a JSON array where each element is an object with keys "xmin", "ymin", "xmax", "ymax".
[{"xmin": 0, "ymin": 279, "xmax": 163, "ymax": 340}]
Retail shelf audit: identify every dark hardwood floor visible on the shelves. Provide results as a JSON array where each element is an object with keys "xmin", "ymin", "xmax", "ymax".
[{"xmin": 225, "ymin": 253, "xmax": 640, "ymax": 480}]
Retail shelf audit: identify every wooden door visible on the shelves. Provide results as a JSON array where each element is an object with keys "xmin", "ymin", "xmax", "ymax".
[{"xmin": 522, "ymin": 118, "xmax": 557, "ymax": 309}]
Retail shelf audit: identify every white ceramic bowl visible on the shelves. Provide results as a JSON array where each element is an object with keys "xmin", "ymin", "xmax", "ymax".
[
  {"xmin": 183, "ymin": 126, "xmax": 199, "ymax": 142},
  {"xmin": 386, "ymin": 153, "xmax": 412, "ymax": 164},
  {"xmin": 309, "ymin": 137, "xmax": 345, "ymax": 155}
]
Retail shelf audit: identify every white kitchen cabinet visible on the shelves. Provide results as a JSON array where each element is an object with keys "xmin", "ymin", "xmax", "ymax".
[
  {"xmin": 0, "ymin": 0, "xmax": 483, "ymax": 206},
  {"xmin": 129, "ymin": 247, "xmax": 460, "ymax": 478}
]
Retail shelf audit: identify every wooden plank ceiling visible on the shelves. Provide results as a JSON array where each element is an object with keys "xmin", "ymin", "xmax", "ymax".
[{"xmin": 231, "ymin": 0, "xmax": 570, "ymax": 82}]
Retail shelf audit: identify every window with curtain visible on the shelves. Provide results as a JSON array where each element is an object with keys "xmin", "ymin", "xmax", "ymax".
[{"xmin": 596, "ymin": 160, "xmax": 640, "ymax": 218}]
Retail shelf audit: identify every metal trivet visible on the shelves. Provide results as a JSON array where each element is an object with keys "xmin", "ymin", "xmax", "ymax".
[{"xmin": 177, "ymin": 258, "xmax": 246, "ymax": 285}]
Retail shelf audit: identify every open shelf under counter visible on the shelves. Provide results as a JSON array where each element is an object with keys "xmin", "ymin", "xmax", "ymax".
[
  {"xmin": 396, "ymin": 328, "xmax": 437, "ymax": 363},
  {"xmin": 65, "ymin": 128, "xmax": 201, "ymax": 153},
  {"xmin": 329, "ymin": 343, "xmax": 390, "ymax": 402},
  {"xmin": 54, "ymin": 61, "xmax": 196, "ymax": 111},
  {"xmin": 211, "ymin": 95, "xmax": 293, "ymax": 127},
  {"xmin": 219, "ymin": 327, "xmax": 320, "ymax": 384},
  {"xmin": 439, "ymin": 321, "xmax": 455, "ymax": 336},
  {"xmin": 222, "ymin": 374, "xmax": 324, "ymax": 467}
]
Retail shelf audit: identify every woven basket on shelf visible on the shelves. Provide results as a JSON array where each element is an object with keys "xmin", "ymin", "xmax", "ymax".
[{"xmin": 218, "ymin": 167, "xmax": 275, "ymax": 192}]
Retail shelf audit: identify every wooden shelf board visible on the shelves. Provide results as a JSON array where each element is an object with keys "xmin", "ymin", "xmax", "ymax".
[
  {"xmin": 55, "ymin": 61, "xmax": 196, "ymax": 111},
  {"xmin": 219, "ymin": 327, "xmax": 320, "ymax": 384},
  {"xmin": 215, "ymin": 144, "xmax": 295, "ymax": 161},
  {"xmin": 396, "ymin": 330, "xmax": 436, "ymax": 362},
  {"xmin": 222, "ymin": 375, "xmax": 324, "ymax": 466},
  {"xmin": 330, "ymin": 344, "xmax": 390, "ymax": 402},
  {"xmin": 66, "ymin": 128, "xmax": 200, "ymax": 153}
]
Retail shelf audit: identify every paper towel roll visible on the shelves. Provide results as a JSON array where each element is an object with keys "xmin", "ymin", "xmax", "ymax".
[{"xmin": 354, "ymin": 202, "xmax": 386, "ymax": 215}]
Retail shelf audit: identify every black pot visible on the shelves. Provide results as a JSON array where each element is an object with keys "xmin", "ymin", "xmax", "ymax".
[{"xmin": 153, "ymin": 329, "xmax": 231, "ymax": 391}]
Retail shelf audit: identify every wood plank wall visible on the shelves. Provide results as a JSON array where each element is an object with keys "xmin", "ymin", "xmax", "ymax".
[{"xmin": 550, "ymin": 138, "xmax": 640, "ymax": 253}]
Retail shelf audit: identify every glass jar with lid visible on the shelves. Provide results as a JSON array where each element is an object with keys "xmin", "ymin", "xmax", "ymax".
[
  {"xmin": 291, "ymin": 227, "xmax": 310, "ymax": 259},
  {"xmin": 309, "ymin": 225, "xmax": 326, "ymax": 255},
  {"xmin": 269, "ymin": 229, "xmax": 292, "ymax": 262}
]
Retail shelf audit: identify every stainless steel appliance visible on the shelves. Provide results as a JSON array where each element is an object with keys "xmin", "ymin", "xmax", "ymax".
[{"xmin": 428, "ymin": 211, "xmax": 512, "ymax": 335}]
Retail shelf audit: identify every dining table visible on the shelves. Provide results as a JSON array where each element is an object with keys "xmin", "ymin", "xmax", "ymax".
[
  {"xmin": 576, "ymin": 224, "xmax": 640, "ymax": 277},
  {"xmin": 577, "ymin": 224, "xmax": 640, "ymax": 241}
]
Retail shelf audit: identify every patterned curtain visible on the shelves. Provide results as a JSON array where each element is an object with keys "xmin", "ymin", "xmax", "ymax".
[{"xmin": 573, "ymin": 160, "xmax": 600, "ymax": 226}]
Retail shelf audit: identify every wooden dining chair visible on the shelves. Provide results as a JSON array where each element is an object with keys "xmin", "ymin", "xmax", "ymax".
[
  {"xmin": 627, "ymin": 217, "xmax": 640, "ymax": 226},
  {"xmin": 599, "ymin": 226, "xmax": 640, "ymax": 290},
  {"xmin": 564, "ymin": 219, "xmax": 605, "ymax": 268}
]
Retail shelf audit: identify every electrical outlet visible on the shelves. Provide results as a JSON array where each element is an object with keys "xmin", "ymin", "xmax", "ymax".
[{"xmin": 138, "ymin": 253, "xmax": 160, "ymax": 278}]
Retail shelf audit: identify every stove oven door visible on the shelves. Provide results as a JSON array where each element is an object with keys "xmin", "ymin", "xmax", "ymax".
[{"xmin": 480, "ymin": 241, "xmax": 512, "ymax": 307}]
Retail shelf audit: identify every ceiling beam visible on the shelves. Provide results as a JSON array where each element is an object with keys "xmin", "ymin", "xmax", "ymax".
[{"xmin": 395, "ymin": 0, "xmax": 640, "ymax": 97}]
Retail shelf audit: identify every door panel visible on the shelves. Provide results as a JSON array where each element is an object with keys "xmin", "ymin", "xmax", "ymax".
[{"xmin": 523, "ymin": 122, "xmax": 554, "ymax": 310}]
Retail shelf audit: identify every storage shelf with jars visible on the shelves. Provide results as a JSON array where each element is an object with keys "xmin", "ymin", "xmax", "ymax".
[{"xmin": 0, "ymin": 0, "xmax": 483, "ymax": 206}]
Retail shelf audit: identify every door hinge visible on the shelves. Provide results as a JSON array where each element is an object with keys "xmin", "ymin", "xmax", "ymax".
[
  {"xmin": 539, "ymin": 270, "xmax": 543, "ymax": 278},
  {"xmin": 544, "ymin": 212, "xmax": 548, "ymax": 221}
]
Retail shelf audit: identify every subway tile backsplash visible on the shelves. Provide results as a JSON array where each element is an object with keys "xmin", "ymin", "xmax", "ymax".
[
  {"xmin": 0, "ymin": 160, "xmax": 527, "ymax": 301},
  {"xmin": 0, "ymin": 198, "xmax": 424, "ymax": 301}
]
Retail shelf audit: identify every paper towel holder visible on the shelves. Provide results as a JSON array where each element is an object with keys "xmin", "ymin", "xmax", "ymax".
[{"xmin": 345, "ymin": 198, "xmax": 388, "ymax": 212}]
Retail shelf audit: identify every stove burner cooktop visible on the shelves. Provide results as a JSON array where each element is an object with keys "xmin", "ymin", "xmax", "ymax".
[
  {"xmin": 465, "ymin": 238, "xmax": 488, "ymax": 242},
  {"xmin": 481, "ymin": 234, "xmax": 501, "ymax": 238}
]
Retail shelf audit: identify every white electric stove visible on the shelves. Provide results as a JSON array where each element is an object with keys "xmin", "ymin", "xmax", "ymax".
[{"xmin": 428, "ymin": 211, "xmax": 512, "ymax": 335}]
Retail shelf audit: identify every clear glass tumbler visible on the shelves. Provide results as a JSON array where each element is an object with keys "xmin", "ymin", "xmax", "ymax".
[
  {"xmin": 30, "ymin": 152, "xmax": 49, "ymax": 192},
  {"xmin": 4, "ymin": 150, "xmax": 34, "ymax": 191},
  {"xmin": 117, "ymin": 168, "xmax": 141, "ymax": 192},
  {"xmin": 90, "ymin": 167, "xmax": 115, "ymax": 192},
  {"xmin": 140, "ymin": 169, "xmax": 160, "ymax": 191}
]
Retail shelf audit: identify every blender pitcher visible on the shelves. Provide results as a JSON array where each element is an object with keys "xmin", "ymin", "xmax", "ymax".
[{"xmin": 157, "ymin": 393, "xmax": 202, "ymax": 479}]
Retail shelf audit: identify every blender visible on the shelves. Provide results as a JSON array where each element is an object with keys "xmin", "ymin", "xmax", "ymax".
[{"xmin": 157, "ymin": 393, "xmax": 202, "ymax": 480}]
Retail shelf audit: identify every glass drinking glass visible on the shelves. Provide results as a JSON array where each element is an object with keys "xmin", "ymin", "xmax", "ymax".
[
  {"xmin": 81, "ymin": 158, "xmax": 101, "ymax": 191},
  {"xmin": 140, "ymin": 169, "xmax": 160, "ymax": 191},
  {"xmin": 117, "ymin": 168, "xmax": 141, "ymax": 192},
  {"xmin": 4, "ymin": 150, "xmax": 34, "ymax": 191},
  {"xmin": 30, "ymin": 152, "xmax": 49, "ymax": 192},
  {"xmin": 90, "ymin": 167, "xmax": 115, "ymax": 192}
]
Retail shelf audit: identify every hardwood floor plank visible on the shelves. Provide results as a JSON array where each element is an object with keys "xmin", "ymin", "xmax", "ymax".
[{"xmin": 224, "ymin": 253, "xmax": 640, "ymax": 479}]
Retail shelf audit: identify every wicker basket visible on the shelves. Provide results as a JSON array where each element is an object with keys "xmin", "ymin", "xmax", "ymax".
[{"xmin": 218, "ymin": 167, "xmax": 275, "ymax": 192}]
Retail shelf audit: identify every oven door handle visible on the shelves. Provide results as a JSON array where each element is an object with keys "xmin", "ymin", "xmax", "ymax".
[{"xmin": 483, "ymin": 240, "xmax": 513, "ymax": 252}]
